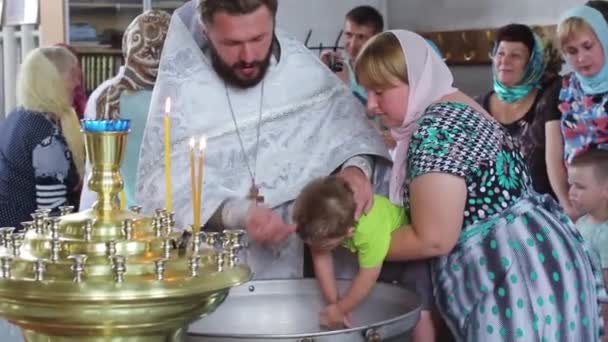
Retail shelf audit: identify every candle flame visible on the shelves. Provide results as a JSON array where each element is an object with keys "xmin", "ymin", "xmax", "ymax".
[
  {"xmin": 164, "ymin": 97, "xmax": 171, "ymax": 114},
  {"xmin": 199, "ymin": 136, "xmax": 207, "ymax": 151},
  {"xmin": 189, "ymin": 137, "xmax": 195, "ymax": 150}
]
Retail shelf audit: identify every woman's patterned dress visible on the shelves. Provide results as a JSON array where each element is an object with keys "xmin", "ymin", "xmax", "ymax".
[{"xmin": 405, "ymin": 102, "xmax": 605, "ymax": 341}]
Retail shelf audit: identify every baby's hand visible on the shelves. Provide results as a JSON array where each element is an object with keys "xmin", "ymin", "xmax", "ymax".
[
  {"xmin": 320, "ymin": 304, "xmax": 352, "ymax": 329},
  {"xmin": 344, "ymin": 311, "xmax": 353, "ymax": 328}
]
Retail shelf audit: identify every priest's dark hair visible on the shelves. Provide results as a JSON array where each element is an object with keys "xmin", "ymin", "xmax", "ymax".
[{"xmin": 200, "ymin": 0, "xmax": 278, "ymax": 23}]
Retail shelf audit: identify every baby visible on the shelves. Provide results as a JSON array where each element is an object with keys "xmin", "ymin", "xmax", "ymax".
[{"xmin": 293, "ymin": 175, "xmax": 410, "ymax": 328}]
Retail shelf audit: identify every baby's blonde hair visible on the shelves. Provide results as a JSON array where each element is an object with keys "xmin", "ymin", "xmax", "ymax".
[
  {"xmin": 293, "ymin": 176, "xmax": 356, "ymax": 246},
  {"xmin": 570, "ymin": 149, "xmax": 608, "ymax": 183}
]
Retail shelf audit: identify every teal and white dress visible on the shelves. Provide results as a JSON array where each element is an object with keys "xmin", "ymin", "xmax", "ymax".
[{"xmin": 405, "ymin": 102, "xmax": 605, "ymax": 341}]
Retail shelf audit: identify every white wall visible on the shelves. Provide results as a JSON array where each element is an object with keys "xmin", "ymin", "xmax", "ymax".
[
  {"xmin": 273, "ymin": 0, "xmax": 584, "ymax": 95},
  {"xmin": 276, "ymin": 0, "xmax": 386, "ymax": 49},
  {"xmin": 387, "ymin": 0, "xmax": 587, "ymax": 32}
]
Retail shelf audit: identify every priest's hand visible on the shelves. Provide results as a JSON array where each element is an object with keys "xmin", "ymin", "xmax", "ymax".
[
  {"xmin": 245, "ymin": 205, "xmax": 295, "ymax": 243},
  {"xmin": 338, "ymin": 166, "xmax": 373, "ymax": 218}
]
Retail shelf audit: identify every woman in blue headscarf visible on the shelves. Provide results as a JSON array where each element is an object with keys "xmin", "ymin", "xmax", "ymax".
[
  {"xmin": 477, "ymin": 24, "xmax": 563, "ymax": 202},
  {"xmin": 550, "ymin": 1, "xmax": 608, "ymax": 220}
]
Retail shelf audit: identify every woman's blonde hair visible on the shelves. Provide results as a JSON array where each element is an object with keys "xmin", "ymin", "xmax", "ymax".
[
  {"xmin": 558, "ymin": 17, "xmax": 598, "ymax": 49},
  {"xmin": 354, "ymin": 32, "xmax": 408, "ymax": 90},
  {"xmin": 17, "ymin": 47, "xmax": 84, "ymax": 177}
]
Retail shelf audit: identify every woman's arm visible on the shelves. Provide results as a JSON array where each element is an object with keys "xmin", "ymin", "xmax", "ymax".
[
  {"xmin": 545, "ymin": 120, "xmax": 580, "ymax": 220},
  {"xmin": 386, "ymin": 172, "xmax": 465, "ymax": 261},
  {"xmin": 311, "ymin": 248, "xmax": 339, "ymax": 304}
]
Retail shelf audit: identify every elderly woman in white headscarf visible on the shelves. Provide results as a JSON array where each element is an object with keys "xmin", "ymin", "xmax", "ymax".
[
  {"xmin": 352, "ymin": 29, "xmax": 605, "ymax": 341},
  {"xmin": 80, "ymin": 9, "xmax": 171, "ymax": 210}
]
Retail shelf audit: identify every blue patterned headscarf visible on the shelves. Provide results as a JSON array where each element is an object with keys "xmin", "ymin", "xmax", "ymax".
[
  {"xmin": 559, "ymin": 5, "xmax": 608, "ymax": 95},
  {"xmin": 492, "ymin": 35, "xmax": 546, "ymax": 103}
]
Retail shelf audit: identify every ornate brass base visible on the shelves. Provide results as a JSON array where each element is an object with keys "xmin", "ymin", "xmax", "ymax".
[
  {"xmin": 21, "ymin": 326, "xmax": 186, "ymax": 342},
  {"xmin": 4, "ymin": 286, "xmax": 232, "ymax": 342},
  {"xmin": 0, "ymin": 121, "xmax": 252, "ymax": 341}
]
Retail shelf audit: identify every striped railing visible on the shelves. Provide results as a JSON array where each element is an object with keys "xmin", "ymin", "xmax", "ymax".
[
  {"xmin": 0, "ymin": 25, "xmax": 40, "ymax": 120},
  {"xmin": 74, "ymin": 46, "xmax": 124, "ymax": 95}
]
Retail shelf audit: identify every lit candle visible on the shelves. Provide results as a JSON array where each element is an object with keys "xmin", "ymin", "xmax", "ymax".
[
  {"xmin": 196, "ymin": 136, "xmax": 207, "ymax": 233},
  {"xmin": 189, "ymin": 137, "xmax": 198, "ymax": 229},
  {"xmin": 163, "ymin": 97, "xmax": 172, "ymax": 212},
  {"xmin": 119, "ymin": 191, "xmax": 126, "ymax": 210}
]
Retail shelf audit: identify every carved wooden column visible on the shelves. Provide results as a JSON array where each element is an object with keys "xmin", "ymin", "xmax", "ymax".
[{"xmin": 40, "ymin": 0, "xmax": 67, "ymax": 46}]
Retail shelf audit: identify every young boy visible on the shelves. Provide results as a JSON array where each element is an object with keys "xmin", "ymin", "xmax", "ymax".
[
  {"xmin": 293, "ymin": 175, "xmax": 436, "ymax": 341},
  {"xmin": 568, "ymin": 148, "xmax": 608, "ymax": 329}
]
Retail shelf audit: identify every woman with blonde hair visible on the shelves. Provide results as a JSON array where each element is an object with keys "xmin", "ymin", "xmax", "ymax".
[
  {"xmin": 0, "ymin": 46, "xmax": 84, "ymax": 228},
  {"xmin": 547, "ymin": 1, "xmax": 608, "ymax": 221},
  {"xmin": 352, "ymin": 29, "xmax": 605, "ymax": 341}
]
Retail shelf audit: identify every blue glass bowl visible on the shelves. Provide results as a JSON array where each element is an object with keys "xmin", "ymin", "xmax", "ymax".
[{"xmin": 81, "ymin": 119, "xmax": 131, "ymax": 132}]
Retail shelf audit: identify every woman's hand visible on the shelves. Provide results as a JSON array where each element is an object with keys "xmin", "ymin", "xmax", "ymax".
[
  {"xmin": 337, "ymin": 167, "xmax": 373, "ymax": 218},
  {"xmin": 381, "ymin": 130, "xmax": 397, "ymax": 149}
]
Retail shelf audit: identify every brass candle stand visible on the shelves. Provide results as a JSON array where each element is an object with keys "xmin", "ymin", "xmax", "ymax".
[{"xmin": 0, "ymin": 120, "xmax": 252, "ymax": 341}]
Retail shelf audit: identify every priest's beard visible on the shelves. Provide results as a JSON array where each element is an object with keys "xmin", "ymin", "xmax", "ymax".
[{"xmin": 209, "ymin": 41, "xmax": 272, "ymax": 89}]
